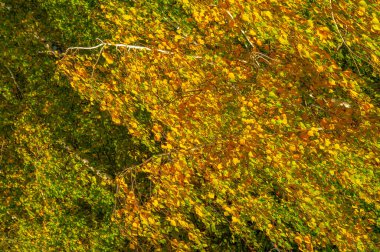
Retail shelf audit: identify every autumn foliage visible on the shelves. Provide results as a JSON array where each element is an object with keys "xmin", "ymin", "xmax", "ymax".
[{"xmin": 1, "ymin": 0, "xmax": 380, "ymax": 251}]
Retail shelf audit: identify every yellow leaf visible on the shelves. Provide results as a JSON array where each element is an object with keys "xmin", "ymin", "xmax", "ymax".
[
  {"xmin": 317, "ymin": 65, "xmax": 324, "ymax": 73},
  {"xmin": 358, "ymin": 6, "xmax": 365, "ymax": 16},
  {"xmin": 307, "ymin": 19, "xmax": 314, "ymax": 28},
  {"xmin": 164, "ymin": 143, "xmax": 173, "ymax": 150},
  {"xmin": 232, "ymin": 216, "xmax": 239, "ymax": 223},
  {"xmin": 262, "ymin": 11, "xmax": 273, "ymax": 20},
  {"xmin": 279, "ymin": 35, "xmax": 289, "ymax": 45},
  {"xmin": 148, "ymin": 217, "xmax": 155, "ymax": 225},
  {"xmin": 174, "ymin": 35, "xmax": 182, "ymax": 42},
  {"xmin": 140, "ymin": 215, "xmax": 148, "ymax": 225},
  {"xmin": 122, "ymin": 14, "xmax": 132, "ymax": 21},
  {"xmin": 349, "ymin": 90, "xmax": 358, "ymax": 98},
  {"xmin": 372, "ymin": 54, "xmax": 379, "ymax": 64},
  {"xmin": 295, "ymin": 236, "xmax": 303, "ymax": 244},
  {"xmin": 228, "ymin": 72, "xmax": 235, "ymax": 81},
  {"xmin": 170, "ymin": 219, "xmax": 177, "ymax": 227},
  {"xmin": 304, "ymin": 197, "xmax": 312, "ymax": 203},
  {"xmin": 113, "ymin": 117, "xmax": 121, "ymax": 124},
  {"xmin": 154, "ymin": 134, "xmax": 161, "ymax": 141},
  {"xmin": 188, "ymin": 232, "xmax": 196, "ymax": 241},
  {"xmin": 249, "ymin": 29, "xmax": 256, "ymax": 36},
  {"xmin": 325, "ymin": 139, "xmax": 331, "ymax": 147},
  {"xmin": 372, "ymin": 16, "xmax": 380, "ymax": 25},
  {"xmin": 316, "ymin": 27, "xmax": 331, "ymax": 40},
  {"xmin": 242, "ymin": 13, "xmax": 250, "ymax": 22},
  {"xmin": 195, "ymin": 206, "xmax": 204, "ymax": 217},
  {"xmin": 232, "ymin": 158, "xmax": 240, "ymax": 165},
  {"xmin": 130, "ymin": 121, "xmax": 138, "ymax": 128},
  {"xmin": 208, "ymin": 192, "xmax": 215, "ymax": 199},
  {"xmin": 103, "ymin": 52, "xmax": 114, "ymax": 64},
  {"xmin": 359, "ymin": 0, "xmax": 367, "ymax": 7}
]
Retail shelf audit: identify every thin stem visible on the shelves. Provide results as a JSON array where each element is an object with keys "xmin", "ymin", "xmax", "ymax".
[
  {"xmin": 5, "ymin": 65, "xmax": 23, "ymax": 99},
  {"xmin": 330, "ymin": 6, "xmax": 360, "ymax": 73},
  {"xmin": 225, "ymin": 10, "xmax": 255, "ymax": 49}
]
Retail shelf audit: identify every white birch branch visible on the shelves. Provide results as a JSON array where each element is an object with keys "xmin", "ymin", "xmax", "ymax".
[
  {"xmin": 329, "ymin": 0, "xmax": 380, "ymax": 73},
  {"xmin": 65, "ymin": 42, "xmax": 173, "ymax": 55},
  {"xmin": 225, "ymin": 10, "xmax": 255, "ymax": 49},
  {"xmin": 61, "ymin": 142, "xmax": 114, "ymax": 183},
  {"xmin": 5, "ymin": 65, "xmax": 23, "ymax": 99},
  {"xmin": 225, "ymin": 10, "xmax": 274, "ymax": 66},
  {"xmin": 328, "ymin": 0, "xmax": 361, "ymax": 74}
]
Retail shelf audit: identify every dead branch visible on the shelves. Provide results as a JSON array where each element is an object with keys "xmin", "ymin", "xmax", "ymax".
[{"xmin": 5, "ymin": 65, "xmax": 23, "ymax": 99}]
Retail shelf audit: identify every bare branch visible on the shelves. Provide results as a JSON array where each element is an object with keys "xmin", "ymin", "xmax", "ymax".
[
  {"xmin": 329, "ymin": 0, "xmax": 362, "ymax": 74},
  {"xmin": 329, "ymin": 0, "xmax": 380, "ymax": 74},
  {"xmin": 65, "ymin": 43, "xmax": 105, "ymax": 53},
  {"xmin": 65, "ymin": 42, "xmax": 173, "ymax": 55},
  {"xmin": 63, "ymin": 37, "xmax": 270, "ymax": 73},
  {"xmin": 60, "ymin": 142, "xmax": 114, "ymax": 183},
  {"xmin": 0, "ymin": 139, "xmax": 5, "ymax": 163},
  {"xmin": 225, "ymin": 10, "xmax": 255, "ymax": 49},
  {"xmin": 5, "ymin": 65, "xmax": 23, "ymax": 99},
  {"xmin": 91, "ymin": 46, "xmax": 104, "ymax": 78},
  {"xmin": 225, "ymin": 10, "xmax": 275, "ymax": 66},
  {"xmin": 117, "ymin": 152, "xmax": 171, "ymax": 177}
]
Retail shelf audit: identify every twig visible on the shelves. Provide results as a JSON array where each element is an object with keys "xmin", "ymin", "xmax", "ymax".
[
  {"xmin": 225, "ymin": 10, "xmax": 255, "ymax": 49},
  {"xmin": 0, "ymin": 140, "xmax": 5, "ymax": 163},
  {"xmin": 91, "ymin": 46, "xmax": 104, "ymax": 78},
  {"xmin": 329, "ymin": 0, "xmax": 380, "ymax": 73},
  {"xmin": 64, "ymin": 38, "xmax": 269, "ymax": 72},
  {"xmin": 113, "ymin": 182, "xmax": 120, "ymax": 213},
  {"xmin": 329, "ymin": 0, "xmax": 361, "ymax": 74},
  {"xmin": 225, "ymin": 10, "xmax": 275, "ymax": 66},
  {"xmin": 60, "ymin": 142, "xmax": 113, "ymax": 183},
  {"xmin": 37, "ymin": 50, "xmax": 59, "ymax": 55},
  {"xmin": 117, "ymin": 152, "xmax": 171, "ymax": 177},
  {"xmin": 5, "ymin": 65, "xmax": 23, "ymax": 99},
  {"xmin": 65, "ymin": 43, "xmax": 105, "ymax": 53},
  {"xmin": 65, "ymin": 42, "xmax": 174, "ymax": 56},
  {"xmin": 336, "ymin": 25, "xmax": 348, "ymax": 51},
  {"xmin": 116, "ymin": 142, "xmax": 213, "ymax": 178}
]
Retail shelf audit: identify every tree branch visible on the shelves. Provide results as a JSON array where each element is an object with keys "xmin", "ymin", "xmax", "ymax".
[
  {"xmin": 5, "ymin": 65, "xmax": 23, "ymax": 99},
  {"xmin": 225, "ymin": 10, "xmax": 255, "ymax": 49},
  {"xmin": 60, "ymin": 142, "xmax": 114, "ymax": 183},
  {"xmin": 117, "ymin": 152, "xmax": 172, "ymax": 177},
  {"xmin": 329, "ymin": 0, "xmax": 380, "ymax": 74},
  {"xmin": 329, "ymin": 0, "xmax": 361, "ymax": 74},
  {"xmin": 64, "ymin": 37, "xmax": 270, "ymax": 65},
  {"xmin": 225, "ymin": 10, "xmax": 274, "ymax": 66},
  {"xmin": 65, "ymin": 41, "xmax": 173, "ymax": 55}
]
